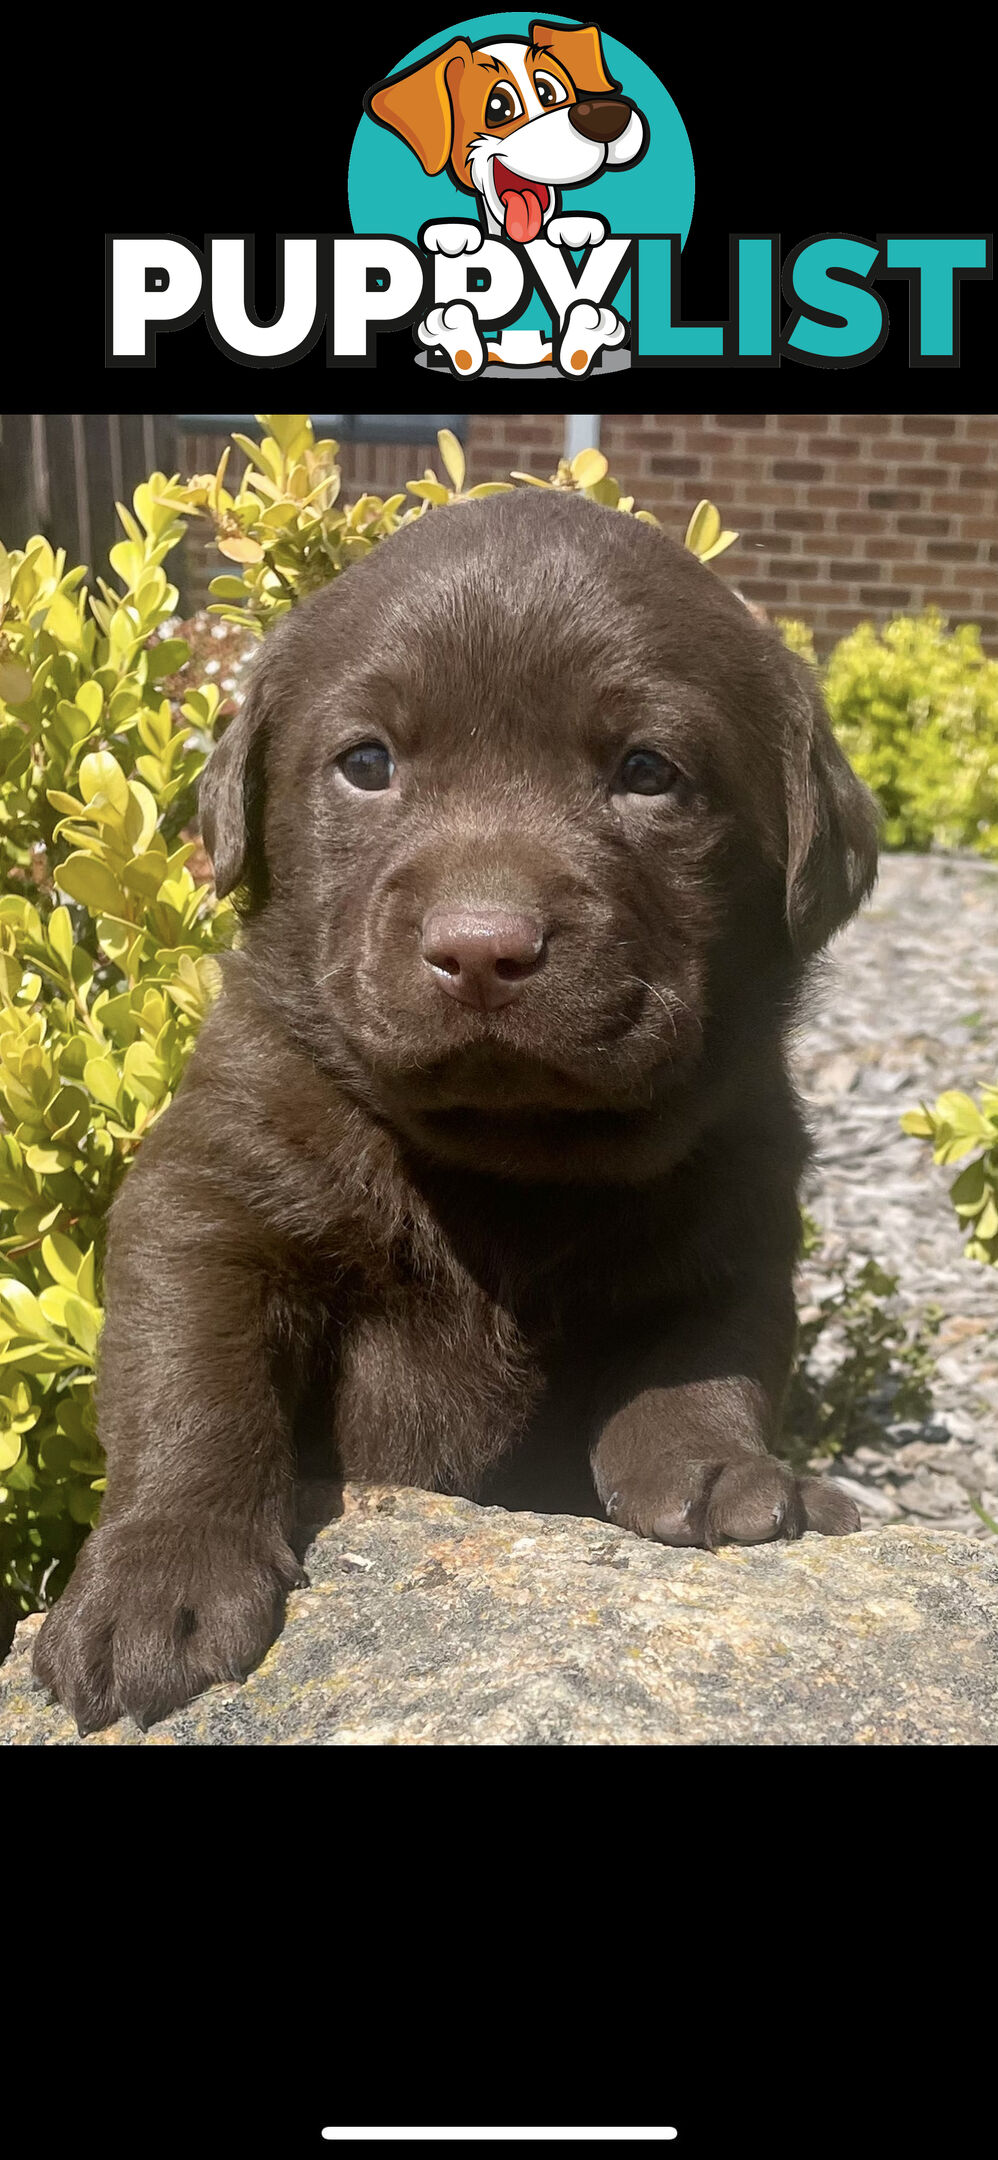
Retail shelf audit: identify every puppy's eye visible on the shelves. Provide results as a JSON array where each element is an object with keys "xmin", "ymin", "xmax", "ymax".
[
  {"xmin": 615, "ymin": 748, "xmax": 682, "ymax": 796},
  {"xmin": 338, "ymin": 742, "xmax": 396, "ymax": 791},
  {"xmin": 534, "ymin": 73, "xmax": 568, "ymax": 109},
  {"xmin": 486, "ymin": 83, "xmax": 522, "ymax": 126}
]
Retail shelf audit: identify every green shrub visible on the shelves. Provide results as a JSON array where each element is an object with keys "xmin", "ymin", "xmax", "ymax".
[
  {"xmin": 778, "ymin": 608, "xmax": 998, "ymax": 855},
  {"xmin": 168, "ymin": 425, "xmax": 659, "ymax": 638},
  {"xmin": 0, "ymin": 505, "xmax": 236, "ymax": 1610},
  {"xmin": 782, "ymin": 1211, "xmax": 941, "ymax": 1470},
  {"xmin": 900, "ymin": 1085, "xmax": 998, "ymax": 1265}
]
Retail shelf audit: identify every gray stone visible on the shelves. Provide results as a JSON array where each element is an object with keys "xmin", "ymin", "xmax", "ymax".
[{"xmin": 2, "ymin": 1483, "xmax": 997, "ymax": 1746}]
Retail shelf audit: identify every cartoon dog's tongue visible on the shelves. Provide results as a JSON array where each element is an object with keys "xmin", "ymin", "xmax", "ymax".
[{"xmin": 494, "ymin": 161, "xmax": 549, "ymax": 244}]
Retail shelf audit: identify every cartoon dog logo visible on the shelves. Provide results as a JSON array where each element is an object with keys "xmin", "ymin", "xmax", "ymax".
[{"xmin": 364, "ymin": 19, "xmax": 647, "ymax": 374}]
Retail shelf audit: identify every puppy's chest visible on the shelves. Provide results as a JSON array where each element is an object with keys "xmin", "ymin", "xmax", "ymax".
[{"xmin": 336, "ymin": 1174, "xmax": 688, "ymax": 1340}]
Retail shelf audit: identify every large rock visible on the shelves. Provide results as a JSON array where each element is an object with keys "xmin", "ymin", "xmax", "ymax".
[{"xmin": 2, "ymin": 1483, "xmax": 997, "ymax": 1744}]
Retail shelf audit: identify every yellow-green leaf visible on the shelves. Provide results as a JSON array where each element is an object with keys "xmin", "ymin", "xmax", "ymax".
[
  {"xmin": 0, "ymin": 657, "xmax": 34, "ymax": 704},
  {"xmin": 570, "ymin": 449, "xmax": 608, "ymax": 488},
  {"xmin": 437, "ymin": 429, "xmax": 466, "ymax": 493},
  {"xmin": 217, "ymin": 536, "xmax": 265, "ymax": 564},
  {"xmin": 685, "ymin": 500, "xmax": 721, "ymax": 556},
  {"xmin": 83, "ymin": 1055, "xmax": 122, "ymax": 1110},
  {"xmin": 57, "ymin": 854, "xmax": 127, "ymax": 916},
  {"xmin": 41, "ymin": 1232, "xmax": 85, "ymax": 1291},
  {"xmin": 79, "ymin": 751, "xmax": 130, "ymax": 815},
  {"xmin": 47, "ymin": 906, "xmax": 75, "ymax": 974}
]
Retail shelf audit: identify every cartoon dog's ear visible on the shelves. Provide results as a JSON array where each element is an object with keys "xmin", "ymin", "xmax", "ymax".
[
  {"xmin": 780, "ymin": 646, "xmax": 880, "ymax": 958},
  {"xmin": 529, "ymin": 20, "xmax": 620, "ymax": 95},
  {"xmin": 199, "ymin": 655, "xmax": 274, "ymax": 907},
  {"xmin": 365, "ymin": 38, "xmax": 472, "ymax": 175}
]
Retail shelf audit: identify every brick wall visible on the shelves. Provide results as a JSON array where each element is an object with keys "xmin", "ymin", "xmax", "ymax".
[{"xmin": 464, "ymin": 412, "xmax": 998, "ymax": 651}]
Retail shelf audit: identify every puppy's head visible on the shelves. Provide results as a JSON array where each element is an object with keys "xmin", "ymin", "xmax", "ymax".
[
  {"xmin": 365, "ymin": 22, "xmax": 647, "ymax": 242},
  {"xmin": 202, "ymin": 493, "xmax": 877, "ymax": 1181}
]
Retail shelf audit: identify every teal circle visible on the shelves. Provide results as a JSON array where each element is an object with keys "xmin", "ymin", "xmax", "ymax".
[{"xmin": 349, "ymin": 15, "xmax": 695, "ymax": 336}]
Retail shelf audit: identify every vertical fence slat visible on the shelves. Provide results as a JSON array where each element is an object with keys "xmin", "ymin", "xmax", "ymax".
[
  {"xmin": 84, "ymin": 417, "xmax": 121, "ymax": 589},
  {"xmin": 70, "ymin": 416, "xmax": 92, "ymax": 572},
  {"xmin": 108, "ymin": 412, "xmax": 124, "ymax": 507},
  {"xmin": 42, "ymin": 416, "xmax": 80, "ymax": 570},
  {"xmin": 0, "ymin": 415, "xmax": 37, "ymax": 545}
]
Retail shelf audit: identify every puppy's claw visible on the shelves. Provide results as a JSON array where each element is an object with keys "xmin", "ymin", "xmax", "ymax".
[
  {"xmin": 600, "ymin": 1455, "xmax": 857, "ymax": 1551},
  {"xmin": 32, "ymin": 1514, "xmax": 303, "ymax": 1732},
  {"xmin": 798, "ymin": 1476, "xmax": 862, "ymax": 1536}
]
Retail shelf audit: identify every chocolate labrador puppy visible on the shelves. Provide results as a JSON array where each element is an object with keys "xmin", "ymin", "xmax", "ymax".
[{"xmin": 34, "ymin": 490, "xmax": 878, "ymax": 1731}]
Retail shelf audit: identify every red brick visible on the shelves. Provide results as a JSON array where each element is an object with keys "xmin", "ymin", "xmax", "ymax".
[
  {"xmin": 805, "ymin": 487, "xmax": 863, "ymax": 509},
  {"xmin": 837, "ymin": 511, "xmax": 888, "ymax": 533},
  {"xmin": 867, "ymin": 489, "xmax": 919, "ymax": 510},
  {"xmin": 800, "ymin": 532, "xmax": 856, "ymax": 555},
  {"xmin": 936, "ymin": 439, "xmax": 992, "ymax": 463},
  {"xmin": 902, "ymin": 415, "xmax": 957, "ymax": 435},
  {"xmin": 648, "ymin": 455, "xmax": 702, "ymax": 476},
  {"xmin": 772, "ymin": 460, "xmax": 825, "ymax": 481},
  {"xmin": 897, "ymin": 514, "xmax": 951, "ymax": 536}
]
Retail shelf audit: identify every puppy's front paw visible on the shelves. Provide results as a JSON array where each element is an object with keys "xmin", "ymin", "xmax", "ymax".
[
  {"xmin": 32, "ymin": 1513, "xmax": 306, "ymax": 1733},
  {"xmin": 601, "ymin": 1457, "xmax": 860, "ymax": 1550}
]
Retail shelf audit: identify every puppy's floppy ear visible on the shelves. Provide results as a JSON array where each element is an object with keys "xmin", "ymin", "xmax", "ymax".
[
  {"xmin": 365, "ymin": 39, "xmax": 471, "ymax": 175},
  {"xmin": 780, "ymin": 646, "xmax": 880, "ymax": 958},
  {"xmin": 529, "ymin": 20, "xmax": 620, "ymax": 95},
  {"xmin": 199, "ymin": 656, "xmax": 273, "ymax": 906}
]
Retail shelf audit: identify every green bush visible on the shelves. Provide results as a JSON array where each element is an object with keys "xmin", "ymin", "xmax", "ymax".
[
  {"xmin": 778, "ymin": 608, "xmax": 998, "ymax": 855},
  {"xmin": 900, "ymin": 1085, "xmax": 998, "ymax": 1265},
  {"xmin": 783, "ymin": 1211, "xmax": 940, "ymax": 1470},
  {"xmin": 0, "ymin": 505, "xmax": 236, "ymax": 1610}
]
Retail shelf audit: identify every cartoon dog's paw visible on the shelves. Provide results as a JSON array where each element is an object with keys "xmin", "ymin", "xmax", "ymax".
[
  {"xmin": 420, "ymin": 221, "xmax": 484, "ymax": 257},
  {"xmin": 557, "ymin": 299, "xmax": 627, "ymax": 378},
  {"xmin": 416, "ymin": 301, "xmax": 487, "ymax": 378},
  {"xmin": 546, "ymin": 213, "xmax": 608, "ymax": 250}
]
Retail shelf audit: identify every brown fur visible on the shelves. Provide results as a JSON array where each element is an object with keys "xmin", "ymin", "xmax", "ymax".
[{"xmin": 34, "ymin": 491, "xmax": 879, "ymax": 1732}]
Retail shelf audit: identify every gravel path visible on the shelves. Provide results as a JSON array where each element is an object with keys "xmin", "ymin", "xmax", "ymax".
[{"xmin": 792, "ymin": 851, "xmax": 998, "ymax": 1539}]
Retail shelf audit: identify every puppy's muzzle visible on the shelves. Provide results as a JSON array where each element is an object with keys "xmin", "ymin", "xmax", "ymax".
[
  {"xmin": 421, "ymin": 907, "xmax": 546, "ymax": 1012},
  {"xmin": 569, "ymin": 96, "xmax": 633, "ymax": 144}
]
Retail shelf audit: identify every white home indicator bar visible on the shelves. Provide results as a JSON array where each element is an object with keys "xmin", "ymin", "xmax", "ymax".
[{"xmin": 321, "ymin": 2133, "xmax": 679, "ymax": 2144}]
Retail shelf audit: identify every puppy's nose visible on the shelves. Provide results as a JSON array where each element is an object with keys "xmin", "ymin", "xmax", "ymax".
[
  {"xmin": 569, "ymin": 96, "xmax": 632, "ymax": 143},
  {"xmin": 421, "ymin": 908, "xmax": 545, "ymax": 1011}
]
